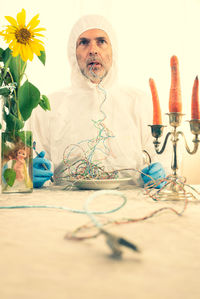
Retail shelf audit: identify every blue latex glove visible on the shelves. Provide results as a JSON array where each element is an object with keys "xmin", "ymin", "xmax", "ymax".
[
  {"xmin": 141, "ymin": 162, "xmax": 166, "ymax": 189},
  {"xmin": 33, "ymin": 151, "xmax": 53, "ymax": 188}
]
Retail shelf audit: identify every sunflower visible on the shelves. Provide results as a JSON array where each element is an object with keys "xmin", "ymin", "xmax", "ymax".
[{"xmin": 0, "ymin": 8, "xmax": 46, "ymax": 61}]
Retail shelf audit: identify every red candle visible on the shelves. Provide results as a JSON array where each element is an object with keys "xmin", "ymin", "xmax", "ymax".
[
  {"xmin": 191, "ymin": 76, "xmax": 200, "ymax": 120},
  {"xmin": 169, "ymin": 55, "xmax": 182, "ymax": 113},
  {"xmin": 149, "ymin": 78, "xmax": 162, "ymax": 125}
]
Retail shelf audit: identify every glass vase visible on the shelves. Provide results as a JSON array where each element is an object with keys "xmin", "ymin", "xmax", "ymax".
[{"xmin": 1, "ymin": 129, "xmax": 33, "ymax": 193}]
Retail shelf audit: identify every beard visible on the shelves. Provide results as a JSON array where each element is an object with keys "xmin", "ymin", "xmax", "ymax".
[
  {"xmin": 78, "ymin": 54, "xmax": 110, "ymax": 83},
  {"xmin": 80, "ymin": 66, "xmax": 108, "ymax": 83}
]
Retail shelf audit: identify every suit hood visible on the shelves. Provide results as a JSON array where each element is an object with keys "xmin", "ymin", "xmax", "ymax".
[{"xmin": 67, "ymin": 14, "xmax": 118, "ymax": 89}]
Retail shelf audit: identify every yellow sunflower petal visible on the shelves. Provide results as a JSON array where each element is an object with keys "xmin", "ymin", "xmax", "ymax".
[
  {"xmin": 5, "ymin": 16, "xmax": 18, "ymax": 27},
  {"xmin": 12, "ymin": 42, "xmax": 21, "ymax": 57},
  {"xmin": 9, "ymin": 39, "xmax": 17, "ymax": 49},
  {"xmin": 17, "ymin": 44, "xmax": 23, "ymax": 60},
  {"xmin": 29, "ymin": 41, "xmax": 44, "ymax": 56},
  {"xmin": 27, "ymin": 14, "xmax": 40, "ymax": 29},
  {"xmin": 30, "ymin": 46, "xmax": 41, "ymax": 56},
  {"xmin": 32, "ymin": 37, "xmax": 44, "ymax": 44},
  {"xmin": 4, "ymin": 34, "xmax": 15, "ymax": 43},
  {"xmin": 32, "ymin": 27, "xmax": 46, "ymax": 32},
  {"xmin": 33, "ymin": 33, "xmax": 45, "ymax": 37},
  {"xmin": 20, "ymin": 44, "xmax": 28, "ymax": 61},
  {"xmin": 26, "ymin": 44, "xmax": 34, "ymax": 61},
  {"xmin": 6, "ymin": 27, "xmax": 16, "ymax": 34},
  {"xmin": 4, "ymin": 32, "xmax": 15, "ymax": 38},
  {"xmin": 17, "ymin": 9, "xmax": 26, "ymax": 27}
]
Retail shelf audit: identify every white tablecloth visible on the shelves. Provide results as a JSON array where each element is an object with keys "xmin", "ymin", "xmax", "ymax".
[{"xmin": 0, "ymin": 185, "xmax": 200, "ymax": 299}]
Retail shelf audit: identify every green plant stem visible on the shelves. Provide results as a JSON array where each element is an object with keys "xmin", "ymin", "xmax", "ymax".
[
  {"xmin": 6, "ymin": 68, "xmax": 21, "ymax": 125},
  {"xmin": 16, "ymin": 57, "xmax": 27, "ymax": 122},
  {"xmin": 20, "ymin": 62, "xmax": 27, "ymax": 82}
]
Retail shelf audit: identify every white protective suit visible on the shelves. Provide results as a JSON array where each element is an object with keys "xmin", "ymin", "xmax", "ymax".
[{"xmin": 32, "ymin": 15, "xmax": 169, "ymax": 186}]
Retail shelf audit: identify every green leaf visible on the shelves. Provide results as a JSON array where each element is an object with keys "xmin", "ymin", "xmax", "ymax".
[
  {"xmin": 2, "ymin": 49, "xmax": 26, "ymax": 86},
  {"xmin": 8, "ymin": 55, "xmax": 27, "ymax": 85},
  {"xmin": 8, "ymin": 96, "xmax": 18, "ymax": 115},
  {"xmin": 0, "ymin": 123, "xmax": 2, "ymax": 129},
  {"xmin": 39, "ymin": 94, "xmax": 51, "ymax": 111},
  {"xmin": 17, "ymin": 131, "xmax": 32, "ymax": 147},
  {"xmin": 4, "ymin": 110, "xmax": 24, "ymax": 131},
  {"xmin": 3, "ymin": 168, "xmax": 16, "ymax": 187},
  {"xmin": 3, "ymin": 71, "xmax": 12, "ymax": 85},
  {"xmin": 18, "ymin": 80, "xmax": 40, "ymax": 121},
  {"xmin": 2, "ymin": 48, "xmax": 11, "ymax": 65},
  {"xmin": 0, "ymin": 48, "xmax": 4, "ymax": 61},
  {"xmin": 0, "ymin": 87, "xmax": 11, "ymax": 96},
  {"xmin": 37, "ymin": 51, "xmax": 46, "ymax": 65}
]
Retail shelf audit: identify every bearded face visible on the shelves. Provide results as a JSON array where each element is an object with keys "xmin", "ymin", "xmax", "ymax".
[{"xmin": 76, "ymin": 29, "xmax": 112, "ymax": 84}]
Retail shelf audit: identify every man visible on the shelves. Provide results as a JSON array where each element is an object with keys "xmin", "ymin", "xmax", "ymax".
[{"xmin": 32, "ymin": 15, "xmax": 166, "ymax": 188}]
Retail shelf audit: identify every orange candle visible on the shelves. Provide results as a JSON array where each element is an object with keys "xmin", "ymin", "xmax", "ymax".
[
  {"xmin": 149, "ymin": 78, "xmax": 162, "ymax": 125},
  {"xmin": 169, "ymin": 55, "xmax": 182, "ymax": 113},
  {"xmin": 191, "ymin": 76, "xmax": 200, "ymax": 120}
]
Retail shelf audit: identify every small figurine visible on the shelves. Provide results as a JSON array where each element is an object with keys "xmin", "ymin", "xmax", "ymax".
[
  {"xmin": 13, "ymin": 147, "xmax": 27, "ymax": 181},
  {"xmin": 2, "ymin": 142, "xmax": 31, "ymax": 186}
]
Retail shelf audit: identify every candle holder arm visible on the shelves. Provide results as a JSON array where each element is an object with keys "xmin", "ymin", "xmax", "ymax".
[
  {"xmin": 153, "ymin": 132, "xmax": 171, "ymax": 154},
  {"xmin": 177, "ymin": 131, "xmax": 199, "ymax": 155}
]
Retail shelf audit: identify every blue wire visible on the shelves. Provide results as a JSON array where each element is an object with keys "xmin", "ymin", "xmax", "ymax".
[
  {"xmin": 84, "ymin": 190, "xmax": 127, "ymax": 228},
  {"xmin": 0, "ymin": 190, "xmax": 127, "ymax": 220}
]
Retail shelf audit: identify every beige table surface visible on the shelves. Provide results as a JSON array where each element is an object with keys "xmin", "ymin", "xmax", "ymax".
[{"xmin": 0, "ymin": 185, "xmax": 200, "ymax": 299}]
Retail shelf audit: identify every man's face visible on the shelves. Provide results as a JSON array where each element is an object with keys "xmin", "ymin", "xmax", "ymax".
[{"xmin": 76, "ymin": 29, "xmax": 112, "ymax": 84}]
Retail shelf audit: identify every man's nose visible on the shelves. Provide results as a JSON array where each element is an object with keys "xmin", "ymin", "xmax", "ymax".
[{"xmin": 89, "ymin": 41, "xmax": 98, "ymax": 55}]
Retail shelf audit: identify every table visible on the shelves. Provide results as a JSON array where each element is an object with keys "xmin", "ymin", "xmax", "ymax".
[{"xmin": 0, "ymin": 185, "xmax": 200, "ymax": 299}]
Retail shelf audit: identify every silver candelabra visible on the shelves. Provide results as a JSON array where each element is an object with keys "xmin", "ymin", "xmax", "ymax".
[{"xmin": 149, "ymin": 112, "xmax": 200, "ymax": 200}]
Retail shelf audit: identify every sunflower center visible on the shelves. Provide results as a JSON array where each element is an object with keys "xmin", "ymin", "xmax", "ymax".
[{"xmin": 15, "ymin": 28, "xmax": 31, "ymax": 44}]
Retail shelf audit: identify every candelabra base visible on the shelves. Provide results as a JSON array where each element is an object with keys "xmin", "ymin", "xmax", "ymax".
[
  {"xmin": 146, "ymin": 176, "xmax": 199, "ymax": 201},
  {"xmin": 156, "ymin": 183, "xmax": 193, "ymax": 201}
]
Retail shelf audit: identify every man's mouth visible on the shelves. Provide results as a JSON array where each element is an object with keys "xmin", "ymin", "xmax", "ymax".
[{"xmin": 87, "ymin": 61, "xmax": 102, "ymax": 69}]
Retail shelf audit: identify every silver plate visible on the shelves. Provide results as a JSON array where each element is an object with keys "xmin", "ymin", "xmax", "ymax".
[{"xmin": 73, "ymin": 178, "xmax": 133, "ymax": 190}]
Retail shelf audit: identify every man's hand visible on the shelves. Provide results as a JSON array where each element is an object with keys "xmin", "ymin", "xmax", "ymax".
[
  {"xmin": 141, "ymin": 162, "xmax": 166, "ymax": 189},
  {"xmin": 33, "ymin": 151, "xmax": 53, "ymax": 188}
]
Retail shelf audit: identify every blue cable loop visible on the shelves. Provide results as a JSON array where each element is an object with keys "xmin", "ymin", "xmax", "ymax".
[{"xmin": 0, "ymin": 190, "xmax": 127, "ymax": 228}]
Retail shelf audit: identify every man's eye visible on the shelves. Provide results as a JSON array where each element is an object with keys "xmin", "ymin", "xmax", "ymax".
[
  {"xmin": 79, "ymin": 40, "xmax": 89, "ymax": 46},
  {"xmin": 98, "ymin": 39, "xmax": 106, "ymax": 44}
]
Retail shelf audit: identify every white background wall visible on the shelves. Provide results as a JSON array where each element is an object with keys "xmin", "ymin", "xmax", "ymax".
[{"xmin": 0, "ymin": 0, "xmax": 200, "ymax": 183}]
